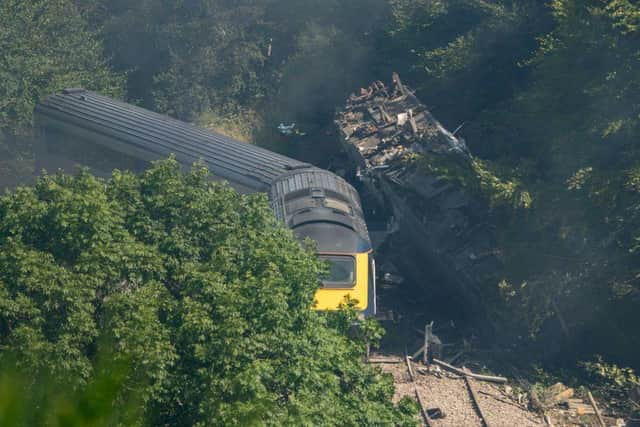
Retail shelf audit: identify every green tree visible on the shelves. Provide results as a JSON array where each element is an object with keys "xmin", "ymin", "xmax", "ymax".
[
  {"xmin": 379, "ymin": 0, "xmax": 640, "ymax": 366},
  {"xmin": 80, "ymin": 0, "xmax": 272, "ymax": 120},
  {"xmin": 0, "ymin": 0, "xmax": 125, "ymax": 135},
  {"xmin": 379, "ymin": 0, "xmax": 549, "ymax": 130},
  {"xmin": 0, "ymin": 159, "xmax": 416, "ymax": 425}
]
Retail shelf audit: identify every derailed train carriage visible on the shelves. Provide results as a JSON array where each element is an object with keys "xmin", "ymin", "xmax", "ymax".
[{"xmin": 34, "ymin": 89, "xmax": 376, "ymax": 315}]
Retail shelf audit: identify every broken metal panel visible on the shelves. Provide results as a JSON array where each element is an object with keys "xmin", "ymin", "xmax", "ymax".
[{"xmin": 336, "ymin": 74, "xmax": 502, "ymax": 319}]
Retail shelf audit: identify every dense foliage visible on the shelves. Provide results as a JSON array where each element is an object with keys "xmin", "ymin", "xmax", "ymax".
[
  {"xmin": 2, "ymin": 0, "xmax": 640, "ymax": 381},
  {"xmin": 0, "ymin": 160, "xmax": 416, "ymax": 425},
  {"xmin": 389, "ymin": 0, "xmax": 640, "ymax": 367},
  {"xmin": 75, "ymin": 0, "xmax": 388, "ymax": 128},
  {"xmin": 0, "ymin": 0, "xmax": 125, "ymax": 135}
]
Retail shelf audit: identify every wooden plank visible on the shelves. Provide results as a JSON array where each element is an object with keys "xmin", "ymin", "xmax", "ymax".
[
  {"xmin": 392, "ymin": 72, "xmax": 407, "ymax": 96},
  {"xmin": 368, "ymin": 357, "xmax": 403, "ymax": 364},
  {"xmin": 405, "ymin": 355, "xmax": 415, "ymax": 382},
  {"xmin": 412, "ymin": 346, "xmax": 425, "ymax": 360},
  {"xmin": 379, "ymin": 105, "xmax": 393, "ymax": 124},
  {"xmin": 423, "ymin": 322, "xmax": 432, "ymax": 365},
  {"xmin": 568, "ymin": 402, "xmax": 596, "ymax": 415},
  {"xmin": 409, "ymin": 116, "xmax": 418, "ymax": 135},
  {"xmin": 572, "ymin": 405, "xmax": 595, "ymax": 415},
  {"xmin": 446, "ymin": 349, "xmax": 466, "ymax": 365},
  {"xmin": 432, "ymin": 358, "xmax": 508, "ymax": 384}
]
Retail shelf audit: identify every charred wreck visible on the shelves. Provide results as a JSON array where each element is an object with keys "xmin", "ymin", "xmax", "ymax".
[{"xmin": 336, "ymin": 74, "xmax": 502, "ymax": 327}]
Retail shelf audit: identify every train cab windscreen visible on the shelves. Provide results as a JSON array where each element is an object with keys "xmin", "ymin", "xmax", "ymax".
[{"xmin": 319, "ymin": 255, "xmax": 356, "ymax": 288}]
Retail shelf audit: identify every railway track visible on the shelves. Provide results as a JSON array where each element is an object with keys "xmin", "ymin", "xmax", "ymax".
[
  {"xmin": 372, "ymin": 354, "xmax": 541, "ymax": 427},
  {"xmin": 404, "ymin": 356, "xmax": 492, "ymax": 427},
  {"xmin": 462, "ymin": 368, "xmax": 492, "ymax": 427},
  {"xmin": 371, "ymin": 268, "xmax": 540, "ymax": 425},
  {"xmin": 404, "ymin": 355, "xmax": 434, "ymax": 427}
]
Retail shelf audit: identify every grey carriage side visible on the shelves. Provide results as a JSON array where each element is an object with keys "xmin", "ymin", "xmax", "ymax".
[{"xmin": 33, "ymin": 88, "xmax": 311, "ymax": 193}]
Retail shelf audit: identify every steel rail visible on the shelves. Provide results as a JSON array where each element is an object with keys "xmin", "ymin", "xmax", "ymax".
[{"xmin": 463, "ymin": 367, "xmax": 493, "ymax": 427}]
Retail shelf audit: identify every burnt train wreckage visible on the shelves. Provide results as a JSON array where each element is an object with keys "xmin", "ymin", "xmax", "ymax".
[
  {"xmin": 34, "ymin": 89, "xmax": 375, "ymax": 316},
  {"xmin": 336, "ymin": 74, "xmax": 502, "ymax": 323}
]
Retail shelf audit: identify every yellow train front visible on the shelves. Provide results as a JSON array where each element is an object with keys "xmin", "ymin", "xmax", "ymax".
[{"xmin": 270, "ymin": 170, "xmax": 376, "ymax": 316}]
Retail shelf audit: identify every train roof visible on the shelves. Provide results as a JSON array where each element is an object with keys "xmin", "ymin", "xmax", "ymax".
[
  {"xmin": 269, "ymin": 168, "xmax": 369, "ymax": 244},
  {"xmin": 35, "ymin": 89, "xmax": 311, "ymax": 192},
  {"xmin": 35, "ymin": 89, "xmax": 372, "ymax": 251}
]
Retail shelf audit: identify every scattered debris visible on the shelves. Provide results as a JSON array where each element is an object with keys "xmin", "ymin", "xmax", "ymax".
[
  {"xmin": 277, "ymin": 122, "xmax": 295, "ymax": 135},
  {"xmin": 418, "ymin": 365, "xmax": 443, "ymax": 378},
  {"xmin": 277, "ymin": 122, "xmax": 306, "ymax": 136},
  {"xmin": 427, "ymin": 407, "xmax": 445, "ymax": 419},
  {"xmin": 547, "ymin": 383, "xmax": 575, "ymax": 404},
  {"xmin": 374, "ymin": 310, "xmax": 400, "ymax": 322},
  {"xmin": 336, "ymin": 74, "xmax": 503, "ymax": 331},
  {"xmin": 431, "ymin": 358, "xmax": 508, "ymax": 384},
  {"xmin": 631, "ymin": 386, "xmax": 640, "ymax": 406},
  {"xmin": 561, "ymin": 398, "xmax": 595, "ymax": 415},
  {"xmin": 529, "ymin": 387, "xmax": 544, "ymax": 413},
  {"xmin": 355, "ymin": 74, "xmax": 629, "ymax": 426},
  {"xmin": 377, "ymin": 355, "xmax": 541, "ymax": 426},
  {"xmin": 525, "ymin": 381, "xmax": 631, "ymax": 426},
  {"xmin": 382, "ymin": 272, "xmax": 405, "ymax": 285},
  {"xmin": 412, "ymin": 321, "xmax": 441, "ymax": 362}
]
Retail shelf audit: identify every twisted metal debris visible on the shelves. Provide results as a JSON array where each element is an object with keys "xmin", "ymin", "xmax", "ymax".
[{"xmin": 336, "ymin": 74, "xmax": 501, "ymax": 328}]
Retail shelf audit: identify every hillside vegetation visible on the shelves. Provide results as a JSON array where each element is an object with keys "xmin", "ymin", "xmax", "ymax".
[
  {"xmin": 383, "ymin": 0, "xmax": 640, "ymax": 368},
  {"xmin": 1, "ymin": 0, "xmax": 640, "ymax": 398}
]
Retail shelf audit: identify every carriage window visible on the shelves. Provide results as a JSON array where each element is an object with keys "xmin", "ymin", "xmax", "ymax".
[{"xmin": 319, "ymin": 255, "xmax": 356, "ymax": 288}]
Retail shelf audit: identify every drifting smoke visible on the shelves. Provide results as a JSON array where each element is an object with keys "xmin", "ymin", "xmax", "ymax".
[{"xmin": 268, "ymin": 0, "xmax": 389, "ymax": 124}]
